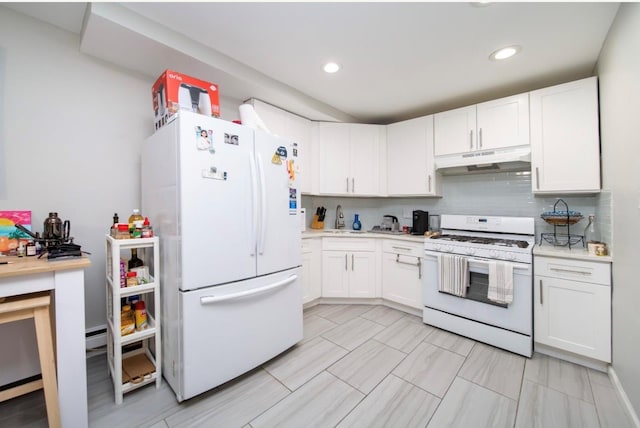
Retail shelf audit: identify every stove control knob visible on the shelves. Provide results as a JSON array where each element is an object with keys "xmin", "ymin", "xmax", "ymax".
[
  {"xmin": 446, "ymin": 245, "xmax": 454, "ymax": 253},
  {"xmin": 465, "ymin": 248, "xmax": 475, "ymax": 255},
  {"xmin": 489, "ymin": 250, "xmax": 499, "ymax": 259},
  {"xmin": 434, "ymin": 244, "xmax": 442, "ymax": 251},
  {"xmin": 505, "ymin": 252, "xmax": 516, "ymax": 261}
]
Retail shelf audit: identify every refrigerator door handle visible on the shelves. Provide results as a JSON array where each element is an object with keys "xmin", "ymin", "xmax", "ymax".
[
  {"xmin": 249, "ymin": 152, "xmax": 258, "ymax": 256},
  {"xmin": 256, "ymin": 153, "xmax": 267, "ymax": 255},
  {"xmin": 199, "ymin": 275, "xmax": 298, "ymax": 304}
]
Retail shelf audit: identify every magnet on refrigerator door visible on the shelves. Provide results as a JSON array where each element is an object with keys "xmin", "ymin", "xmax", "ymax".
[
  {"xmin": 224, "ymin": 133, "xmax": 239, "ymax": 145},
  {"xmin": 289, "ymin": 188, "xmax": 297, "ymax": 215},
  {"xmin": 202, "ymin": 166, "xmax": 226, "ymax": 180},
  {"xmin": 195, "ymin": 126, "xmax": 213, "ymax": 152}
]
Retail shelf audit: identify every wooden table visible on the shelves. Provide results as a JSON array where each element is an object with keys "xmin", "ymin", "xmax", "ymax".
[{"xmin": 0, "ymin": 255, "xmax": 91, "ymax": 428}]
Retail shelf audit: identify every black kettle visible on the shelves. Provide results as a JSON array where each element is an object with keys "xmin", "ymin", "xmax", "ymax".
[{"xmin": 43, "ymin": 212, "xmax": 70, "ymax": 242}]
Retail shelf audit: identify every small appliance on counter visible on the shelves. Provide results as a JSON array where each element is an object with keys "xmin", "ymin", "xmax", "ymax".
[
  {"xmin": 412, "ymin": 210, "xmax": 429, "ymax": 235},
  {"xmin": 382, "ymin": 215, "xmax": 399, "ymax": 232}
]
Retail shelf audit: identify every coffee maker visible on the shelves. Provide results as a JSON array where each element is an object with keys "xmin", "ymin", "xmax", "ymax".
[{"xmin": 412, "ymin": 210, "xmax": 429, "ymax": 235}]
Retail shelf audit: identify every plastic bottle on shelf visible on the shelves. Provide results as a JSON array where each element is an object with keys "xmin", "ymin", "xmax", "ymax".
[
  {"xmin": 134, "ymin": 301, "xmax": 148, "ymax": 331},
  {"xmin": 128, "ymin": 248, "xmax": 144, "ymax": 270},
  {"xmin": 141, "ymin": 217, "xmax": 154, "ymax": 238},
  {"xmin": 128, "ymin": 209, "xmax": 144, "ymax": 238}
]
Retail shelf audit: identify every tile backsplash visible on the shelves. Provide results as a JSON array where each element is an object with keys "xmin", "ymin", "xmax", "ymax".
[{"xmin": 303, "ymin": 171, "xmax": 611, "ymax": 247}]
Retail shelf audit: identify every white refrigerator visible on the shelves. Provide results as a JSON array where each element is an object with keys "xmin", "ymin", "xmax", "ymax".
[{"xmin": 141, "ymin": 110, "xmax": 302, "ymax": 401}]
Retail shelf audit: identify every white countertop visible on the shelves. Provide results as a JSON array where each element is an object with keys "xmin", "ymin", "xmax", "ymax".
[
  {"xmin": 533, "ymin": 244, "xmax": 612, "ymax": 263},
  {"xmin": 302, "ymin": 229, "xmax": 425, "ymax": 244}
]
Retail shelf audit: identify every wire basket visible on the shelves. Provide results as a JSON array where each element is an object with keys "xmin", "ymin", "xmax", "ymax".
[
  {"xmin": 539, "ymin": 199, "xmax": 584, "ymax": 248},
  {"xmin": 541, "ymin": 214, "xmax": 584, "ymax": 225}
]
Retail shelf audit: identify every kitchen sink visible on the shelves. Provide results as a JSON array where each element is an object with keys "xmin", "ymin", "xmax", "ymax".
[{"xmin": 367, "ymin": 229, "xmax": 406, "ymax": 236}]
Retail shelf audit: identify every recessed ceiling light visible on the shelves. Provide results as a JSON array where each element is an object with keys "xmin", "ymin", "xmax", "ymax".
[
  {"xmin": 489, "ymin": 45, "xmax": 521, "ymax": 61},
  {"xmin": 323, "ymin": 62, "xmax": 340, "ymax": 73},
  {"xmin": 471, "ymin": 2, "xmax": 493, "ymax": 7}
]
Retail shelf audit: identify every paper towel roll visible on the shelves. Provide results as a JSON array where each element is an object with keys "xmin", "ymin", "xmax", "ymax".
[{"xmin": 239, "ymin": 104, "xmax": 271, "ymax": 133}]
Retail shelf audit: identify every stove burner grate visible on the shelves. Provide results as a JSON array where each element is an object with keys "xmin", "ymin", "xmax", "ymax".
[{"xmin": 430, "ymin": 234, "xmax": 530, "ymax": 249}]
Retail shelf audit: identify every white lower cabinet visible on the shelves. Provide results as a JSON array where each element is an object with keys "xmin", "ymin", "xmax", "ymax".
[
  {"xmin": 322, "ymin": 250, "xmax": 376, "ymax": 298},
  {"xmin": 321, "ymin": 237, "xmax": 377, "ymax": 298},
  {"xmin": 301, "ymin": 239, "xmax": 321, "ymax": 303},
  {"xmin": 381, "ymin": 240, "xmax": 423, "ymax": 310},
  {"xmin": 534, "ymin": 256, "xmax": 611, "ymax": 362}
]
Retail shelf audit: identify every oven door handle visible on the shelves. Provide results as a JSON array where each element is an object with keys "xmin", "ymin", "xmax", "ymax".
[{"xmin": 424, "ymin": 251, "xmax": 530, "ymax": 271}]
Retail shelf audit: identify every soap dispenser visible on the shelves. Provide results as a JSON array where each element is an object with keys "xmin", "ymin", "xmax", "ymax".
[{"xmin": 353, "ymin": 214, "xmax": 362, "ymax": 231}]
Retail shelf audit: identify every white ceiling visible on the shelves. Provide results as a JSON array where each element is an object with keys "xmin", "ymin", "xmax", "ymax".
[{"xmin": 5, "ymin": 2, "xmax": 620, "ymax": 124}]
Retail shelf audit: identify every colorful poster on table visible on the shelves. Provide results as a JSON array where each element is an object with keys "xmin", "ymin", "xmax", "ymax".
[{"xmin": 0, "ymin": 210, "xmax": 32, "ymax": 254}]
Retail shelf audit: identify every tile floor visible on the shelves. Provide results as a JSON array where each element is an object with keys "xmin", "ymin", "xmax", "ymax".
[{"xmin": 0, "ymin": 304, "xmax": 633, "ymax": 427}]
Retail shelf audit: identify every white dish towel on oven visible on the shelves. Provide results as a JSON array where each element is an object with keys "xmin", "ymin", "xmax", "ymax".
[
  {"xmin": 437, "ymin": 254, "xmax": 469, "ymax": 297},
  {"xmin": 488, "ymin": 261, "xmax": 514, "ymax": 305}
]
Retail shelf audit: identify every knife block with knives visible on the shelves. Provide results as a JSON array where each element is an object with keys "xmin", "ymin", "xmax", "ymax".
[{"xmin": 311, "ymin": 206, "xmax": 326, "ymax": 229}]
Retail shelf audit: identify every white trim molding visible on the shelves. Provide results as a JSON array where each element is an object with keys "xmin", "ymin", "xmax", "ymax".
[{"xmin": 609, "ymin": 366, "xmax": 640, "ymax": 427}]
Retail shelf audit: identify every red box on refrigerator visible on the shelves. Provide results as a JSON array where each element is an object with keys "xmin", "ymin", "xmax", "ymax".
[{"xmin": 152, "ymin": 69, "xmax": 220, "ymax": 131}]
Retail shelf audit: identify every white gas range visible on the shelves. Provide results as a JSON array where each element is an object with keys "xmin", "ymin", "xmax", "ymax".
[{"xmin": 423, "ymin": 215, "xmax": 535, "ymax": 357}]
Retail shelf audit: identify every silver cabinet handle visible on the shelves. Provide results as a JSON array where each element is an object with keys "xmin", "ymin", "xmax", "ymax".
[
  {"xmin": 352, "ymin": 254, "xmax": 354, "ymax": 271},
  {"xmin": 479, "ymin": 128, "xmax": 483, "ymax": 149},
  {"xmin": 428, "ymin": 175, "xmax": 432, "ymax": 193},
  {"xmin": 395, "ymin": 254, "xmax": 422, "ymax": 279},
  {"xmin": 535, "ymin": 167, "xmax": 540, "ymax": 190},
  {"xmin": 539, "ymin": 279, "xmax": 543, "ymax": 305},
  {"xmin": 469, "ymin": 130, "xmax": 474, "ymax": 150},
  {"xmin": 346, "ymin": 177, "xmax": 349, "ymax": 193},
  {"xmin": 352, "ymin": 177, "xmax": 355, "ymax": 193},
  {"xmin": 550, "ymin": 267, "xmax": 592, "ymax": 276},
  {"xmin": 392, "ymin": 246, "xmax": 412, "ymax": 251},
  {"xmin": 345, "ymin": 253, "xmax": 348, "ymax": 271}
]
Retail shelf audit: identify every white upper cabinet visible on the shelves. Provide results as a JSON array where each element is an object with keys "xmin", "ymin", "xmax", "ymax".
[
  {"xmin": 434, "ymin": 93, "xmax": 529, "ymax": 157},
  {"xmin": 530, "ymin": 77, "xmax": 601, "ymax": 194},
  {"xmin": 318, "ymin": 122, "xmax": 382, "ymax": 196},
  {"xmin": 251, "ymin": 100, "xmax": 314, "ymax": 194},
  {"xmin": 386, "ymin": 115, "xmax": 438, "ymax": 196},
  {"xmin": 434, "ymin": 105, "xmax": 477, "ymax": 156}
]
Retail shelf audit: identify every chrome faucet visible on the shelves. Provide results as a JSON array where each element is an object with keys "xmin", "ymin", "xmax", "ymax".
[{"xmin": 335, "ymin": 205, "xmax": 345, "ymax": 229}]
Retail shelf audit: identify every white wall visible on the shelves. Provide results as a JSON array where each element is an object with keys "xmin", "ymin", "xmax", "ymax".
[
  {"xmin": 596, "ymin": 2, "xmax": 640, "ymax": 416},
  {"xmin": 0, "ymin": 6, "xmax": 242, "ymax": 384}
]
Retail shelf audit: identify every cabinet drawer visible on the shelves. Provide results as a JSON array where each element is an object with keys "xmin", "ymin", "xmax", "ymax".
[
  {"xmin": 301, "ymin": 239, "xmax": 312, "ymax": 253},
  {"xmin": 382, "ymin": 240, "xmax": 423, "ymax": 257},
  {"xmin": 534, "ymin": 256, "xmax": 610, "ymax": 285},
  {"xmin": 322, "ymin": 237, "xmax": 375, "ymax": 252}
]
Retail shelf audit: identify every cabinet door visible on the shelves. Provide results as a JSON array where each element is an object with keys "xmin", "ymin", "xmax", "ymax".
[
  {"xmin": 434, "ymin": 105, "xmax": 476, "ymax": 156},
  {"xmin": 477, "ymin": 93, "xmax": 529, "ymax": 151},
  {"xmin": 251, "ymin": 100, "xmax": 313, "ymax": 194},
  {"xmin": 302, "ymin": 251, "xmax": 313, "ymax": 303},
  {"xmin": 318, "ymin": 122, "xmax": 351, "ymax": 195},
  {"xmin": 530, "ymin": 77, "xmax": 600, "ymax": 193},
  {"xmin": 349, "ymin": 124, "xmax": 380, "ymax": 196},
  {"xmin": 381, "ymin": 252, "xmax": 422, "ymax": 309},
  {"xmin": 302, "ymin": 241, "xmax": 322, "ymax": 304},
  {"xmin": 322, "ymin": 251, "xmax": 349, "ymax": 297},
  {"xmin": 349, "ymin": 251, "xmax": 376, "ymax": 298},
  {"xmin": 534, "ymin": 275, "xmax": 611, "ymax": 362},
  {"xmin": 386, "ymin": 116, "xmax": 436, "ymax": 196}
]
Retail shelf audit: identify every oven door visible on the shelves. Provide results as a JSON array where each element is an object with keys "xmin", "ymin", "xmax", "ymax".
[{"xmin": 423, "ymin": 250, "xmax": 532, "ymax": 335}]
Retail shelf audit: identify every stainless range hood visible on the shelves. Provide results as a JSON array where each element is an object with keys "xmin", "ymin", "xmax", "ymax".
[{"xmin": 434, "ymin": 145, "xmax": 531, "ymax": 175}]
